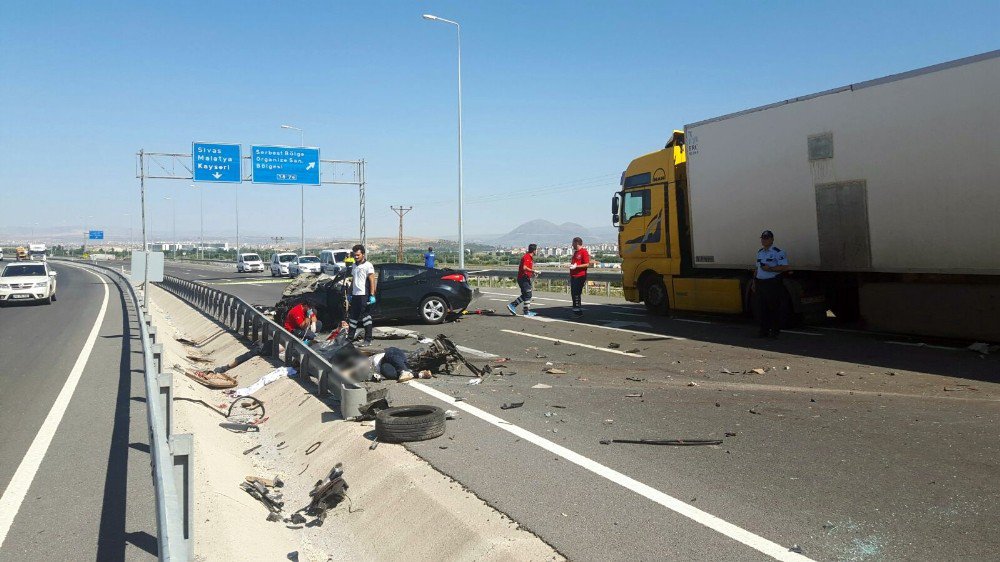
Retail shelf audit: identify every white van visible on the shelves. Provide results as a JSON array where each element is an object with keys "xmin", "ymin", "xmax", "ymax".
[
  {"xmin": 237, "ymin": 252, "xmax": 264, "ymax": 273},
  {"xmin": 270, "ymin": 252, "xmax": 297, "ymax": 277},
  {"xmin": 319, "ymin": 248, "xmax": 352, "ymax": 275}
]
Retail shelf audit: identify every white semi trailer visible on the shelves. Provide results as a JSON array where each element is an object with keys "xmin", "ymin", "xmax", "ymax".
[{"xmin": 616, "ymin": 50, "xmax": 999, "ymax": 340}]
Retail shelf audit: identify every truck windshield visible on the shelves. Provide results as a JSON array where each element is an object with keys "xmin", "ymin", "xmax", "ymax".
[
  {"xmin": 622, "ymin": 189, "xmax": 651, "ymax": 223},
  {"xmin": 3, "ymin": 265, "xmax": 46, "ymax": 277}
]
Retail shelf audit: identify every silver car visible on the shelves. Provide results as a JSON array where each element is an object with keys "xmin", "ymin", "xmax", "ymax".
[{"xmin": 288, "ymin": 255, "xmax": 322, "ymax": 276}]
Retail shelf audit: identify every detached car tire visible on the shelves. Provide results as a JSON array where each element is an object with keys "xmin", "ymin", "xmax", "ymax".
[{"xmin": 375, "ymin": 405, "xmax": 446, "ymax": 443}]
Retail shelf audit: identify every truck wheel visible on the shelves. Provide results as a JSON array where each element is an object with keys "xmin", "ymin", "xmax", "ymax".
[
  {"xmin": 643, "ymin": 278, "xmax": 669, "ymax": 315},
  {"xmin": 375, "ymin": 406, "xmax": 446, "ymax": 443}
]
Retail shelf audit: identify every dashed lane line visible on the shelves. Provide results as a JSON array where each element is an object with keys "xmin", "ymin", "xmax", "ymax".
[
  {"xmin": 406, "ymin": 381, "xmax": 814, "ymax": 562},
  {"xmin": 524, "ymin": 314, "xmax": 685, "ymax": 341},
  {"xmin": 501, "ymin": 329, "xmax": 645, "ymax": 357}
]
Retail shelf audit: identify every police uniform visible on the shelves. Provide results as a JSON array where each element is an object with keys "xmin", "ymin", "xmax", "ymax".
[{"xmin": 754, "ymin": 233, "xmax": 788, "ymax": 337}]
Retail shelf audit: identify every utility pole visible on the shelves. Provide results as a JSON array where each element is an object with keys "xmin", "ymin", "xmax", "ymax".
[{"xmin": 390, "ymin": 205, "xmax": 413, "ymax": 263}]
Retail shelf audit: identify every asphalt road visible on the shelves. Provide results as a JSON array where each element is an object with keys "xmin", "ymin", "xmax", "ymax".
[
  {"xmin": 160, "ymin": 259, "xmax": 1000, "ymax": 561},
  {"xmin": 0, "ymin": 261, "xmax": 156, "ymax": 561}
]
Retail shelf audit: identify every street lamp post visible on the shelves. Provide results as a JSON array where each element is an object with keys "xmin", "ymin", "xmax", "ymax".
[
  {"xmin": 190, "ymin": 184, "xmax": 204, "ymax": 259},
  {"xmin": 164, "ymin": 196, "xmax": 176, "ymax": 259},
  {"xmin": 281, "ymin": 124, "xmax": 306, "ymax": 255},
  {"xmin": 422, "ymin": 14, "xmax": 465, "ymax": 269}
]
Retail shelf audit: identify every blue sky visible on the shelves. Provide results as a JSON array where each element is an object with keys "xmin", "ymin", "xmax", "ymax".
[{"xmin": 1, "ymin": 1, "xmax": 997, "ymax": 242}]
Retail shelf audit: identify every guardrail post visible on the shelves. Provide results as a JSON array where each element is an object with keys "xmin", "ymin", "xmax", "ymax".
[
  {"xmin": 606, "ymin": 282, "xmax": 611, "ymax": 297},
  {"xmin": 144, "ymin": 313, "xmax": 152, "ymax": 325},
  {"xmin": 148, "ymin": 325, "xmax": 157, "ymax": 344},
  {"xmin": 157, "ymin": 372, "xmax": 173, "ymax": 438},
  {"xmin": 169, "ymin": 433, "xmax": 194, "ymax": 557},
  {"xmin": 152, "ymin": 343, "xmax": 164, "ymax": 374}
]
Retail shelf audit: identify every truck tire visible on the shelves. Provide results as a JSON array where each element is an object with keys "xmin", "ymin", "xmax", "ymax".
[
  {"xmin": 375, "ymin": 406, "xmax": 446, "ymax": 443},
  {"xmin": 642, "ymin": 276, "xmax": 669, "ymax": 315}
]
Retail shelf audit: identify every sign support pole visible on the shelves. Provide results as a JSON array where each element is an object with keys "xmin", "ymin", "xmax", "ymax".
[{"xmin": 139, "ymin": 149, "xmax": 150, "ymax": 309}]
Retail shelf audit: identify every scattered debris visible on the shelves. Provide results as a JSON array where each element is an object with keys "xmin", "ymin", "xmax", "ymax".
[
  {"xmin": 242, "ymin": 444, "xmax": 262, "ymax": 455},
  {"xmin": 467, "ymin": 378, "xmax": 482, "ymax": 385},
  {"xmin": 607, "ymin": 343, "xmax": 621, "ymax": 349},
  {"xmin": 687, "ymin": 382, "xmax": 699, "ymax": 387},
  {"xmin": 545, "ymin": 361, "xmax": 554, "ymax": 366},
  {"xmin": 968, "ymin": 342, "xmax": 999, "ymax": 354},
  {"xmin": 789, "ymin": 544, "xmax": 804, "ymax": 554},
  {"xmin": 715, "ymin": 402, "xmax": 721, "ymax": 407},
  {"xmin": 357, "ymin": 397, "xmax": 390, "ymax": 421},
  {"xmin": 535, "ymin": 354, "xmax": 549, "ymax": 359},
  {"xmin": 783, "ymin": 366, "xmax": 790, "ymax": 370},
  {"xmin": 532, "ymin": 383, "xmax": 553, "ymax": 389},
  {"xmin": 227, "ymin": 367, "xmax": 297, "ymax": 398},
  {"xmin": 724, "ymin": 432, "xmax": 737, "ymax": 437},
  {"xmin": 544, "ymin": 412, "xmax": 555, "ymax": 417},
  {"xmin": 305, "ymin": 442, "xmax": 322, "ymax": 455},
  {"xmin": 751, "ymin": 368, "xmax": 767, "ymax": 375},
  {"xmin": 185, "ymin": 370, "xmax": 238, "ymax": 389},
  {"xmin": 240, "ymin": 480, "xmax": 284, "ymax": 520},
  {"xmin": 625, "ymin": 348, "xmax": 641, "ymax": 354},
  {"xmin": 185, "ymin": 354, "xmax": 213, "ymax": 364},
  {"xmin": 544, "ymin": 368, "xmax": 567, "ymax": 374},
  {"xmin": 625, "ymin": 393, "xmax": 643, "ymax": 398},
  {"xmin": 625, "ymin": 376, "xmax": 645, "ymax": 382},
  {"xmin": 944, "ymin": 385, "xmax": 977, "ymax": 392},
  {"xmin": 501, "ymin": 402, "xmax": 525, "ymax": 410},
  {"xmin": 603, "ymin": 419, "xmax": 614, "ymax": 425},
  {"xmin": 600, "ymin": 438, "xmax": 723, "ymax": 446},
  {"xmin": 444, "ymin": 410, "xmax": 459, "ymax": 419},
  {"xmin": 720, "ymin": 368, "xmax": 735, "ymax": 375},
  {"xmin": 553, "ymin": 341, "xmax": 561, "ymax": 345},
  {"xmin": 749, "ymin": 407, "xmax": 762, "ymax": 415},
  {"xmin": 246, "ymin": 474, "xmax": 285, "ymax": 488},
  {"xmin": 836, "ymin": 371, "xmax": 846, "ymax": 376},
  {"xmin": 303, "ymin": 464, "xmax": 350, "ymax": 524}
]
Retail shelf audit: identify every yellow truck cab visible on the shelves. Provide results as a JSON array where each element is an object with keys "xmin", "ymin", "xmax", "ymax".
[{"xmin": 613, "ymin": 131, "xmax": 745, "ymax": 315}]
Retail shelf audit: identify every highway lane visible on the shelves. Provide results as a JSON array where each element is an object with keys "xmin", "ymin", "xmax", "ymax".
[
  {"xmin": 159, "ymin": 259, "xmax": 1000, "ymax": 560},
  {"xmin": 0, "ymin": 262, "xmax": 156, "ymax": 561}
]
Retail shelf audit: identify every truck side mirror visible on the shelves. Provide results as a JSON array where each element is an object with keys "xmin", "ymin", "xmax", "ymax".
[{"xmin": 611, "ymin": 194, "xmax": 621, "ymax": 227}]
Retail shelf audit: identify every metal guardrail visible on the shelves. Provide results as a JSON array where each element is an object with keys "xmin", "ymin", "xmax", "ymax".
[
  {"xmin": 156, "ymin": 275, "xmax": 367, "ymax": 418},
  {"xmin": 63, "ymin": 260, "xmax": 193, "ymax": 560}
]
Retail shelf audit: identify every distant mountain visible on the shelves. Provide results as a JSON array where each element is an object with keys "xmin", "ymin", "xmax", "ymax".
[{"xmin": 491, "ymin": 219, "xmax": 618, "ymax": 248}]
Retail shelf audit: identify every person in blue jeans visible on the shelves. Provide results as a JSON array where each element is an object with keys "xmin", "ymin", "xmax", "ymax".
[
  {"xmin": 348, "ymin": 244, "xmax": 377, "ymax": 347},
  {"xmin": 424, "ymin": 247, "xmax": 436, "ymax": 268}
]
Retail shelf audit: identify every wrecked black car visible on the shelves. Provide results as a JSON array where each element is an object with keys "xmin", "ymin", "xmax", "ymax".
[{"xmin": 274, "ymin": 264, "xmax": 477, "ymax": 327}]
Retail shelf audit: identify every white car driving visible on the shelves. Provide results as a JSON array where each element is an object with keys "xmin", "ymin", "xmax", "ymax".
[
  {"xmin": 0, "ymin": 261, "xmax": 58, "ymax": 305},
  {"xmin": 237, "ymin": 252, "xmax": 265, "ymax": 273},
  {"xmin": 270, "ymin": 253, "xmax": 297, "ymax": 277},
  {"xmin": 288, "ymin": 255, "xmax": 322, "ymax": 276}
]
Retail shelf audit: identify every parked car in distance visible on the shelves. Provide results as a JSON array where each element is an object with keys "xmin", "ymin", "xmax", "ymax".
[
  {"xmin": 237, "ymin": 252, "xmax": 265, "ymax": 273},
  {"xmin": 374, "ymin": 263, "xmax": 474, "ymax": 324},
  {"xmin": 319, "ymin": 248, "xmax": 352, "ymax": 275},
  {"xmin": 270, "ymin": 253, "xmax": 297, "ymax": 277},
  {"xmin": 0, "ymin": 261, "xmax": 58, "ymax": 305},
  {"xmin": 289, "ymin": 255, "xmax": 322, "ymax": 276}
]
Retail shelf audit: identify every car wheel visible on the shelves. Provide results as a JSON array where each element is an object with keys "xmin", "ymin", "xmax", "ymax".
[
  {"xmin": 51, "ymin": 292, "xmax": 57, "ymax": 302},
  {"xmin": 44, "ymin": 294, "xmax": 53, "ymax": 305},
  {"xmin": 420, "ymin": 295, "xmax": 448, "ymax": 324}
]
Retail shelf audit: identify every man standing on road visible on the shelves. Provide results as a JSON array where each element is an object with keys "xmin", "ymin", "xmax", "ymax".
[
  {"xmin": 424, "ymin": 247, "xmax": 436, "ymax": 268},
  {"xmin": 568, "ymin": 237, "xmax": 591, "ymax": 317},
  {"xmin": 348, "ymin": 244, "xmax": 377, "ymax": 347},
  {"xmin": 507, "ymin": 244, "xmax": 538, "ymax": 317},
  {"xmin": 753, "ymin": 230, "xmax": 791, "ymax": 338}
]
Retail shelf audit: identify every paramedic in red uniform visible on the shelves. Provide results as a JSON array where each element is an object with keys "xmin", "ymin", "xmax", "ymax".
[
  {"xmin": 569, "ymin": 237, "xmax": 591, "ymax": 317},
  {"xmin": 507, "ymin": 244, "xmax": 538, "ymax": 317}
]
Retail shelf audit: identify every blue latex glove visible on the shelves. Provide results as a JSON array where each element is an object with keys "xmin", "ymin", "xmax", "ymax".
[{"xmin": 368, "ymin": 295, "xmax": 376, "ymax": 305}]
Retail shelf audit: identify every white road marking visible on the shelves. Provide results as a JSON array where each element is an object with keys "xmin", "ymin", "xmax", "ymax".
[
  {"xmin": 479, "ymin": 291, "xmax": 641, "ymax": 311},
  {"xmin": 375, "ymin": 327, "xmax": 498, "ymax": 358},
  {"xmin": 0, "ymin": 264, "xmax": 111, "ymax": 549},
  {"xmin": 885, "ymin": 340, "xmax": 959, "ymax": 351},
  {"xmin": 488, "ymin": 298, "xmax": 545, "ymax": 307},
  {"xmin": 406, "ymin": 381, "xmax": 813, "ymax": 562},
  {"xmin": 782, "ymin": 330, "xmax": 823, "ymax": 337},
  {"xmin": 610, "ymin": 311, "xmax": 646, "ymax": 317},
  {"xmin": 501, "ymin": 329, "xmax": 645, "ymax": 357},
  {"xmin": 675, "ymin": 318, "xmax": 714, "ymax": 324},
  {"xmin": 525, "ymin": 314, "xmax": 684, "ymax": 340}
]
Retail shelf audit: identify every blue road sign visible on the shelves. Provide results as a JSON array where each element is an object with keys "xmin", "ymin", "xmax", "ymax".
[
  {"xmin": 89, "ymin": 230, "xmax": 104, "ymax": 240},
  {"xmin": 192, "ymin": 142, "xmax": 242, "ymax": 183},
  {"xmin": 251, "ymin": 145, "xmax": 320, "ymax": 186}
]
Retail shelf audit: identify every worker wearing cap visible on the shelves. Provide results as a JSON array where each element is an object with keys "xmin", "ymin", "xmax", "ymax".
[{"xmin": 753, "ymin": 230, "xmax": 791, "ymax": 338}]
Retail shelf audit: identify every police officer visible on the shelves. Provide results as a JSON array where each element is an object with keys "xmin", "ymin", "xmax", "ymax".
[{"xmin": 753, "ymin": 230, "xmax": 791, "ymax": 338}]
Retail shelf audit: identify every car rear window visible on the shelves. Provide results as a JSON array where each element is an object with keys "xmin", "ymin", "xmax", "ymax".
[
  {"xmin": 278, "ymin": 254, "xmax": 296, "ymax": 262},
  {"xmin": 299, "ymin": 257, "xmax": 319, "ymax": 263},
  {"xmin": 243, "ymin": 254, "xmax": 261, "ymax": 261},
  {"xmin": 3, "ymin": 265, "xmax": 46, "ymax": 277},
  {"xmin": 334, "ymin": 252, "xmax": 349, "ymax": 262}
]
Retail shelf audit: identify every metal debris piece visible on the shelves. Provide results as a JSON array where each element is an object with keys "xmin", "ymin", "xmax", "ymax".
[
  {"xmin": 242, "ymin": 444, "xmax": 262, "ymax": 455},
  {"xmin": 544, "ymin": 368, "xmax": 567, "ymax": 374},
  {"xmin": 467, "ymin": 378, "xmax": 482, "ymax": 385},
  {"xmin": 625, "ymin": 348, "xmax": 641, "ymax": 354},
  {"xmin": 687, "ymin": 382, "xmax": 699, "ymax": 387},
  {"xmin": 305, "ymin": 442, "xmax": 322, "ymax": 455},
  {"xmin": 304, "ymin": 464, "xmax": 349, "ymax": 525},
  {"xmin": 625, "ymin": 393, "xmax": 643, "ymax": 398},
  {"xmin": 532, "ymin": 383, "xmax": 552, "ymax": 389},
  {"xmin": 501, "ymin": 402, "xmax": 524, "ymax": 410},
  {"xmin": 725, "ymin": 432, "xmax": 737, "ymax": 437},
  {"xmin": 607, "ymin": 343, "xmax": 621, "ymax": 349},
  {"xmin": 626, "ymin": 376, "xmax": 645, "ymax": 382},
  {"xmin": 751, "ymin": 368, "xmax": 767, "ymax": 375},
  {"xmin": 600, "ymin": 438, "xmax": 723, "ymax": 446}
]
